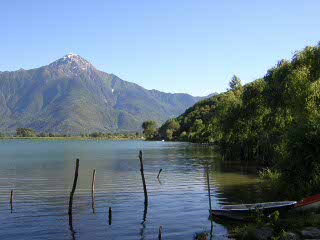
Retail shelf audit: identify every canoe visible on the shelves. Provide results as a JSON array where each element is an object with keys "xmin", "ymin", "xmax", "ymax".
[
  {"xmin": 210, "ymin": 201, "xmax": 297, "ymax": 221},
  {"xmin": 293, "ymin": 194, "xmax": 320, "ymax": 212}
]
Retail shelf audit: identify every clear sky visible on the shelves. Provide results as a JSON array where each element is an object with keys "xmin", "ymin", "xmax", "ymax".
[{"xmin": 0, "ymin": 0, "xmax": 319, "ymax": 96}]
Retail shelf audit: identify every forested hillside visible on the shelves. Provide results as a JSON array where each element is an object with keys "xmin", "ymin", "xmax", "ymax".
[
  {"xmin": 0, "ymin": 54, "xmax": 213, "ymax": 134},
  {"xmin": 157, "ymin": 43, "xmax": 320, "ymax": 197}
]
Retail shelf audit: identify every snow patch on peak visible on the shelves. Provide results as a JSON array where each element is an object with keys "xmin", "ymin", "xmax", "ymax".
[
  {"xmin": 63, "ymin": 53, "xmax": 79, "ymax": 60},
  {"xmin": 112, "ymin": 88, "xmax": 114, "ymax": 93},
  {"xmin": 49, "ymin": 53, "xmax": 93, "ymax": 73}
]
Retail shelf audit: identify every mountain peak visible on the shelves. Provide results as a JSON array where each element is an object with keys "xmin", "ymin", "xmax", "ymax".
[
  {"xmin": 63, "ymin": 53, "xmax": 82, "ymax": 61},
  {"xmin": 49, "ymin": 54, "xmax": 94, "ymax": 73}
]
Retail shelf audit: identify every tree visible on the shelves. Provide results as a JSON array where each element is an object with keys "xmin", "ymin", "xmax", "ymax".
[
  {"xmin": 154, "ymin": 42, "xmax": 320, "ymax": 197},
  {"xmin": 142, "ymin": 121, "xmax": 158, "ymax": 139},
  {"xmin": 16, "ymin": 128, "xmax": 37, "ymax": 137},
  {"xmin": 159, "ymin": 119, "xmax": 181, "ymax": 140},
  {"xmin": 179, "ymin": 131, "xmax": 188, "ymax": 141},
  {"xmin": 38, "ymin": 132, "xmax": 47, "ymax": 137},
  {"xmin": 229, "ymin": 75, "xmax": 242, "ymax": 91},
  {"xmin": 166, "ymin": 119, "xmax": 180, "ymax": 131},
  {"xmin": 166, "ymin": 129, "xmax": 174, "ymax": 140}
]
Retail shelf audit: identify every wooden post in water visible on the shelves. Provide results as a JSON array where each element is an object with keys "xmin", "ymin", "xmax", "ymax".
[
  {"xmin": 139, "ymin": 150, "xmax": 148, "ymax": 206},
  {"xmin": 10, "ymin": 190, "xmax": 13, "ymax": 212},
  {"xmin": 157, "ymin": 169, "xmax": 162, "ymax": 179},
  {"xmin": 91, "ymin": 169, "xmax": 96, "ymax": 196},
  {"xmin": 108, "ymin": 207, "xmax": 112, "ymax": 225},
  {"xmin": 158, "ymin": 225, "xmax": 163, "ymax": 240},
  {"xmin": 206, "ymin": 163, "xmax": 213, "ymax": 237},
  {"xmin": 68, "ymin": 158, "xmax": 80, "ymax": 215},
  {"xmin": 206, "ymin": 164, "xmax": 212, "ymax": 212},
  {"xmin": 91, "ymin": 169, "xmax": 96, "ymax": 214}
]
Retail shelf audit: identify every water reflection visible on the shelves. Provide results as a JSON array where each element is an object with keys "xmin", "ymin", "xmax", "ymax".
[
  {"xmin": 68, "ymin": 214, "xmax": 76, "ymax": 240},
  {"xmin": 139, "ymin": 204, "xmax": 148, "ymax": 240},
  {"xmin": 91, "ymin": 169, "xmax": 96, "ymax": 214},
  {"xmin": 0, "ymin": 140, "xmax": 262, "ymax": 239},
  {"xmin": 91, "ymin": 194, "xmax": 96, "ymax": 214},
  {"xmin": 10, "ymin": 190, "xmax": 13, "ymax": 213}
]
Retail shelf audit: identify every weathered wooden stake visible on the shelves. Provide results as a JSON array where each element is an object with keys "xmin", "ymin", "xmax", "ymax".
[
  {"xmin": 68, "ymin": 158, "xmax": 80, "ymax": 215},
  {"xmin": 143, "ymin": 202, "xmax": 148, "ymax": 222},
  {"xmin": 206, "ymin": 164, "xmax": 212, "ymax": 213},
  {"xmin": 91, "ymin": 194, "xmax": 96, "ymax": 214},
  {"xmin": 108, "ymin": 207, "xmax": 112, "ymax": 225},
  {"xmin": 157, "ymin": 169, "xmax": 162, "ymax": 179},
  {"xmin": 206, "ymin": 163, "xmax": 213, "ymax": 236},
  {"xmin": 139, "ymin": 150, "xmax": 148, "ymax": 206},
  {"xmin": 69, "ymin": 215, "xmax": 76, "ymax": 240},
  {"xmin": 10, "ymin": 190, "xmax": 13, "ymax": 211},
  {"xmin": 158, "ymin": 225, "xmax": 163, "ymax": 240},
  {"xmin": 91, "ymin": 169, "xmax": 96, "ymax": 195},
  {"xmin": 91, "ymin": 170, "xmax": 96, "ymax": 214}
]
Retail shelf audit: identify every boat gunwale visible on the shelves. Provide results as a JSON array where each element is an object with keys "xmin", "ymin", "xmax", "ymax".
[
  {"xmin": 294, "ymin": 194, "xmax": 320, "ymax": 208},
  {"xmin": 214, "ymin": 201, "xmax": 297, "ymax": 211}
]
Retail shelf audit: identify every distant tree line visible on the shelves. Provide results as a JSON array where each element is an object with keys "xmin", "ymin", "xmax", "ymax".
[
  {"xmin": 0, "ymin": 128, "xmax": 142, "ymax": 139},
  {"xmin": 15, "ymin": 128, "xmax": 71, "ymax": 137},
  {"xmin": 144, "ymin": 43, "xmax": 320, "ymax": 198},
  {"xmin": 81, "ymin": 132, "xmax": 141, "ymax": 139}
]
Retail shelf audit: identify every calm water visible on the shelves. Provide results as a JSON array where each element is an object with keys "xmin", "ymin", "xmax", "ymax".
[{"xmin": 0, "ymin": 140, "xmax": 262, "ymax": 240}]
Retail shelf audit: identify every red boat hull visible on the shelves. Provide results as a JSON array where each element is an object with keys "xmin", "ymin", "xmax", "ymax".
[{"xmin": 293, "ymin": 194, "xmax": 320, "ymax": 211}]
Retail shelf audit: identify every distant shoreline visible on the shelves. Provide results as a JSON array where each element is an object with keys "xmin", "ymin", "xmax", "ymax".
[{"xmin": 0, "ymin": 137, "xmax": 144, "ymax": 141}]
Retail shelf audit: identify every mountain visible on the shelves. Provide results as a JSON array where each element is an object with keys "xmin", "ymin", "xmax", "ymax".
[{"xmin": 0, "ymin": 54, "xmax": 214, "ymax": 134}]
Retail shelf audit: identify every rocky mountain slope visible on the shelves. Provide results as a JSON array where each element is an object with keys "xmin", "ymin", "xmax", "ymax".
[{"xmin": 0, "ymin": 54, "xmax": 214, "ymax": 134}]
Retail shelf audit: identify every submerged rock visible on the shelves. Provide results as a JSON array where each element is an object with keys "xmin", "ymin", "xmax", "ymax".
[
  {"xmin": 254, "ymin": 227, "xmax": 274, "ymax": 240},
  {"xmin": 282, "ymin": 232, "xmax": 301, "ymax": 240},
  {"xmin": 301, "ymin": 227, "xmax": 320, "ymax": 239}
]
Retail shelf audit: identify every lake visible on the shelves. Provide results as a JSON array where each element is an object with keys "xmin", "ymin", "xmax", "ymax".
[{"xmin": 0, "ymin": 140, "xmax": 262, "ymax": 240}]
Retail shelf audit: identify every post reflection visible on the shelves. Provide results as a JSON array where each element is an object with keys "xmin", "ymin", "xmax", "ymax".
[
  {"xmin": 91, "ymin": 193, "xmax": 96, "ymax": 214},
  {"xmin": 139, "ymin": 204, "xmax": 148, "ymax": 240},
  {"xmin": 68, "ymin": 214, "xmax": 76, "ymax": 240}
]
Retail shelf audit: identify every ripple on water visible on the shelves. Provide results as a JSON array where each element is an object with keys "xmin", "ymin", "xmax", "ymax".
[{"xmin": 0, "ymin": 140, "xmax": 259, "ymax": 239}]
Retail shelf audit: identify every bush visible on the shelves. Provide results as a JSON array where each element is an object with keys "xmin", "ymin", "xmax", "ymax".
[{"xmin": 16, "ymin": 128, "xmax": 37, "ymax": 137}]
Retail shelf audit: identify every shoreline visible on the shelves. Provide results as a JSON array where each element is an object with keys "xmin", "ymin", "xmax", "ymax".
[{"xmin": 0, "ymin": 137, "xmax": 144, "ymax": 141}]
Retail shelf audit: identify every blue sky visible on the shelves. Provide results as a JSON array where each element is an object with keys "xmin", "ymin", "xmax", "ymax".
[{"xmin": 0, "ymin": 0, "xmax": 319, "ymax": 96}]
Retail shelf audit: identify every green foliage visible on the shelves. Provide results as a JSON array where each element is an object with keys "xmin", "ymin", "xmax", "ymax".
[
  {"xmin": 259, "ymin": 168, "xmax": 282, "ymax": 184},
  {"xmin": 277, "ymin": 212, "xmax": 320, "ymax": 230},
  {"xmin": 86, "ymin": 132, "xmax": 140, "ymax": 139},
  {"xmin": 193, "ymin": 231, "xmax": 209, "ymax": 240},
  {"xmin": 179, "ymin": 131, "xmax": 188, "ymax": 141},
  {"xmin": 16, "ymin": 128, "xmax": 37, "ymax": 137},
  {"xmin": 232, "ymin": 224, "xmax": 261, "ymax": 240},
  {"xmin": 232, "ymin": 211, "xmax": 320, "ymax": 240},
  {"xmin": 89, "ymin": 132, "xmax": 105, "ymax": 138},
  {"xmin": 158, "ymin": 43, "xmax": 320, "ymax": 197},
  {"xmin": 142, "ymin": 120, "xmax": 158, "ymax": 139},
  {"xmin": 159, "ymin": 119, "xmax": 181, "ymax": 140},
  {"xmin": 270, "ymin": 211, "xmax": 280, "ymax": 228},
  {"xmin": 271, "ymin": 230, "xmax": 288, "ymax": 240},
  {"xmin": 229, "ymin": 75, "xmax": 242, "ymax": 91}
]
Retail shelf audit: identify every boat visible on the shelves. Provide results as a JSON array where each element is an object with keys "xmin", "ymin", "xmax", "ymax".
[
  {"xmin": 292, "ymin": 194, "xmax": 320, "ymax": 212},
  {"xmin": 210, "ymin": 201, "xmax": 297, "ymax": 221}
]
